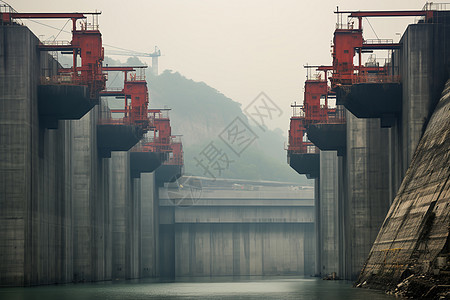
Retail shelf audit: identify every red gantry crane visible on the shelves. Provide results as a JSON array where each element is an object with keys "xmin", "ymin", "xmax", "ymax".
[
  {"xmin": 287, "ymin": 65, "xmax": 347, "ymax": 155},
  {"xmin": 147, "ymin": 109, "xmax": 172, "ymax": 154},
  {"xmin": 287, "ymin": 73, "xmax": 328, "ymax": 155},
  {"xmin": 106, "ymin": 46, "xmax": 161, "ymax": 76},
  {"xmin": 330, "ymin": 7, "xmax": 438, "ymax": 88},
  {"xmin": 165, "ymin": 135, "xmax": 184, "ymax": 167},
  {"xmin": 101, "ymin": 66, "xmax": 151, "ymax": 131},
  {"xmin": 1, "ymin": 8, "xmax": 106, "ymax": 99}
]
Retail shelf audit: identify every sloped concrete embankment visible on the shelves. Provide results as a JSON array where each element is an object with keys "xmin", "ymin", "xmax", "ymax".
[{"xmin": 356, "ymin": 79, "xmax": 450, "ymax": 298}]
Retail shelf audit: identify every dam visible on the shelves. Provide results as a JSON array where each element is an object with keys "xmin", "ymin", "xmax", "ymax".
[{"xmin": 0, "ymin": 1, "xmax": 449, "ymax": 299}]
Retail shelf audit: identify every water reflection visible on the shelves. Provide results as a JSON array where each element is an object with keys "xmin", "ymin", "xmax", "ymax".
[{"xmin": 0, "ymin": 276, "xmax": 393, "ymax": 300}]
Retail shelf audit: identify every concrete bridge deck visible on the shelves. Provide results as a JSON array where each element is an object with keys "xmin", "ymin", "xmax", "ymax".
[{"xmin": 158, "ymin": 181, "xmax": 316, "ymax": 278}]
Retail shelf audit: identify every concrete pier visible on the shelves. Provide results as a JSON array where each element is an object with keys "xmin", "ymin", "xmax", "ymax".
[
  {"xmin": 140, "ymin": 172, "xmax": 160, "ymax": 277},
  {"xmin": 0, "ymin": 24, "xmax": 76, "ymax": 286},
  {"xmin": 299, "ymin": 13, "xmax": 450, "ymax": 283},
  {"xmin": 0, "ymin": 24, "xmax": 160, "ymax": 286},
  {"xmin": 318, "ymin": 151, "xmax": 340, "ymax": 277},
  {"xmin": 343, "ymin": 113, "xmax": 391, "ymax": 280},
  {"xmin": 71, "ymin": 106, "xmax": 111, "ymax": 282}
]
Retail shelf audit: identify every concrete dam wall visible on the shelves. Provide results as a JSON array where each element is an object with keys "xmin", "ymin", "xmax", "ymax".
[
  {"xmin": 0, "ymin": 24, "xmax": 160, "ymax": 286},
  {"xmin": 306, "ymin": 12, "xmax": 450, "ymax": 284},
  {"xmin": 357, "ymin": 79, "xmax": 450, "ymax": 289},
  {"xmin": 159, "ymin": 186, "xmax": 316, "ymax": 277},
  {"xmin": 0, "ymin": 23, "xmax": 315, "ymax": 287}
]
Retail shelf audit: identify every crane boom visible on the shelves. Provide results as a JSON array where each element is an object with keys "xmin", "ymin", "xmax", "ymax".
[
  {"xmin": 106, "ymin": 46, "xmax": 161, "ymax": 58},
  {"xmin": 105, "ymin": 46, "xmax": 161, "ymax": 76}
]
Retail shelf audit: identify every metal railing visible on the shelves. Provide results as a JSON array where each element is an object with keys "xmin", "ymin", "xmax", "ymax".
[
  {"xmin": 128, "ymin": 69, "xmax": 146, "ymax": 81},
  {"xmin": 97, "ymin": 118, "xmax": 128, "ymax": 125},
  {"xmin": 287, "ymin": 142, "xmax": 319, "ymax": 154},
  {"xmin": 40, "ymin": 40, "xmax": 71, "ymax": 46},
  {"xmin": 81, "ymin": 23, "xmax": 99, "ymax": 31},
  {"xmin": 423, "ymin": 2, "xmax": 450, "ymax": 11},
  {"xmin": 364, "ymin": 39, "xmax": 394, "ymax": 44},
  {"xmin": 40, "ymin": 74, "xmax": 75, "ymax": 85},
  {"xmin": 149, "ymin": 110, "xmax": 170, "ymax": 119},
  {"xmin": 171, "ymin": 136, "xmax": 182, "ymax": 144},
  {"xmin": 0, "ymin": 2, "xmax": 17, "ymax": 14},
  {"xmin": 0, "ymin": 2, "xmax": 22, "ymax": 25},
  {"xmin": 352, "ymin": 74, "xmax": 401, "ymax": 84},
  {"xmin": 335, "ymin": 22, "xmax": 356, "ymax": 30},
  {"xmin": 327, "ymin": 105, "xmax": 346, "ymax": 124}
]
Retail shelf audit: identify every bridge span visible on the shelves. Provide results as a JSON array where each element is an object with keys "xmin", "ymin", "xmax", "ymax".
[{"xmin": 158, "ymin": 179, "xmax": 315, "ymax": 278}]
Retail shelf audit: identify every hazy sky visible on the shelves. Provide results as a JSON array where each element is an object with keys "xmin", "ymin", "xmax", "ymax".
[{"xmin": 8, "ymin": 0, "xmax": 438, "ymax": 133}]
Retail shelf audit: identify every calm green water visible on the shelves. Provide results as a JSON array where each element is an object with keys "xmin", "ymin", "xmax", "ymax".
[{"xmin": 0, "ymin": 277, "xmax": 394, "ymax": 300}]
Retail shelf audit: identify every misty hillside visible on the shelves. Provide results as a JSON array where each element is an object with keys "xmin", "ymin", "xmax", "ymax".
[
  {"xmin": 66, "ymin": 54, "xmax": 311, "ymax": 184},
  {"xmin": 149, "ymin": 70, "xmax": 310, "ymax": 184}
]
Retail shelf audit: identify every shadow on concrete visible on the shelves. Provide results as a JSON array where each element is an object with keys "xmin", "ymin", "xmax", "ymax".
[
  {"xmin": 38, "ymin": 85, "xmax": 98, "ymax": 129},
  {"xmin": 97, "ymin": 124, "xmax": 144, "ymax": 158}
]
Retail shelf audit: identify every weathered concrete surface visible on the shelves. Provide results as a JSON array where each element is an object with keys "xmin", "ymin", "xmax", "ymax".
[
  {"xmin": 174, "ymin": 223, "xmax": 312, "ymax": 276},
  {"xmin": 356, "ymin": 79, "xmax": 450, "ymax": 293},
  {"xmin": 141, "ymin": 172, "xmax": 160, "ymax": 278},
  {"xmin": 0, "ymin": 24, "xmax": 76, "ymax": 286},
  {"xmin": 110, "ymin": 152, "xmax": 131, "ymax": 279},
  {"xmin": 71, "ymin": 106, "xmax": 111, "ymax": 283},
  {"xmin": 344, "ymin": 112, "xmax": 391, "ymax": 280},
  {"xmin": 397, "ymin": 18, "xmax": 450, "ymax": 179},
  {"xmin": 319, "ymin": 151, "xmax": 340, "ymax": 277},
  {"xmin": 0, "ymin": 24, "xmax": 153, "ymax": 286},
  {"xmin": 159, "ymin": 184, "xmax": 315, "ymax": 277}
]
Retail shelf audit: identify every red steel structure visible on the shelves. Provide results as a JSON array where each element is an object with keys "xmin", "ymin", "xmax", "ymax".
[
  {"xmin": 165, "ymin": 136, "xmax": 184, "ymax": 166},
  {"xmin": 148, "ymin": 109, "xmax": 172, "ymax": 153},
  {"xmin": 288, "ymin": 66, "xmax": 347, "ymax": 154},
  {"xmin": 1, "ymin": 8, "xmax": 106, "ymax": 99},
  {"xmin": 287, "ymin": 76, "xmax": 329, "ymax": 154},
  {"xmin": 101, "ymin": 67, "xmax": 151, "ymax": 131},
  {"xmin": 130, "ymin": 109, "xmax": 173, "ymax": 153},
  {"xmin": 130, "ymin": 109, "xmax": 180, "ymax": 162},
  {"xmin": 330, "ymin": 8, "xmax": 438, "ymax": 88}
]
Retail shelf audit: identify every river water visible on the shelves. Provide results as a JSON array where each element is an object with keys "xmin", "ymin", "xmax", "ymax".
[{"xmin": 0, "ymin": 277, "xmax": 394, "ymax": 300}]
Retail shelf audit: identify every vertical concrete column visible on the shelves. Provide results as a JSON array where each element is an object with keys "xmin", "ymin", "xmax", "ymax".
[
  {"xmin": 337, "ymin": 155, "xmax": 346, "ymax": 277},
  {"xmin": 130, "ymin": 177, "xmax": 141, "ymax": 279},
  {"xmin": 319, "ymin": 151, "xmax": 340, "ymax": 277},
  {"xmin": 140, "ymin": 172, "xmax": 159, "ymax": 277},
  {"xmin": 71, "ymin": 108, "xmax": 98, "ymax": 282},
  {"xmin": 92, "ymin": 150, "xmax": 109, "ymax": 281},
  {"xmin": 110, "ymin": 151, "xmax": 131, "ymax": 279},
  {"xmin": 345, "ymin": 111, "xmax": 391, "ymax": 280},
  {"xmin": 0, "ymin": 26, "xmax": 39, "ymax": 286},
  {"xmin": 62, "ymin": 122, "xmax": 74, "ymax": 283},
  {"xmin": 314, "ymin": 178, "xmax": 320, "ymax": 276},
  {"xmin": 400, "ymin": 24, "xmax": 433, "ymax": 176},
  {"xmin": 159, "ymin": 209, "xmax": 175, "ymax": 278}
]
